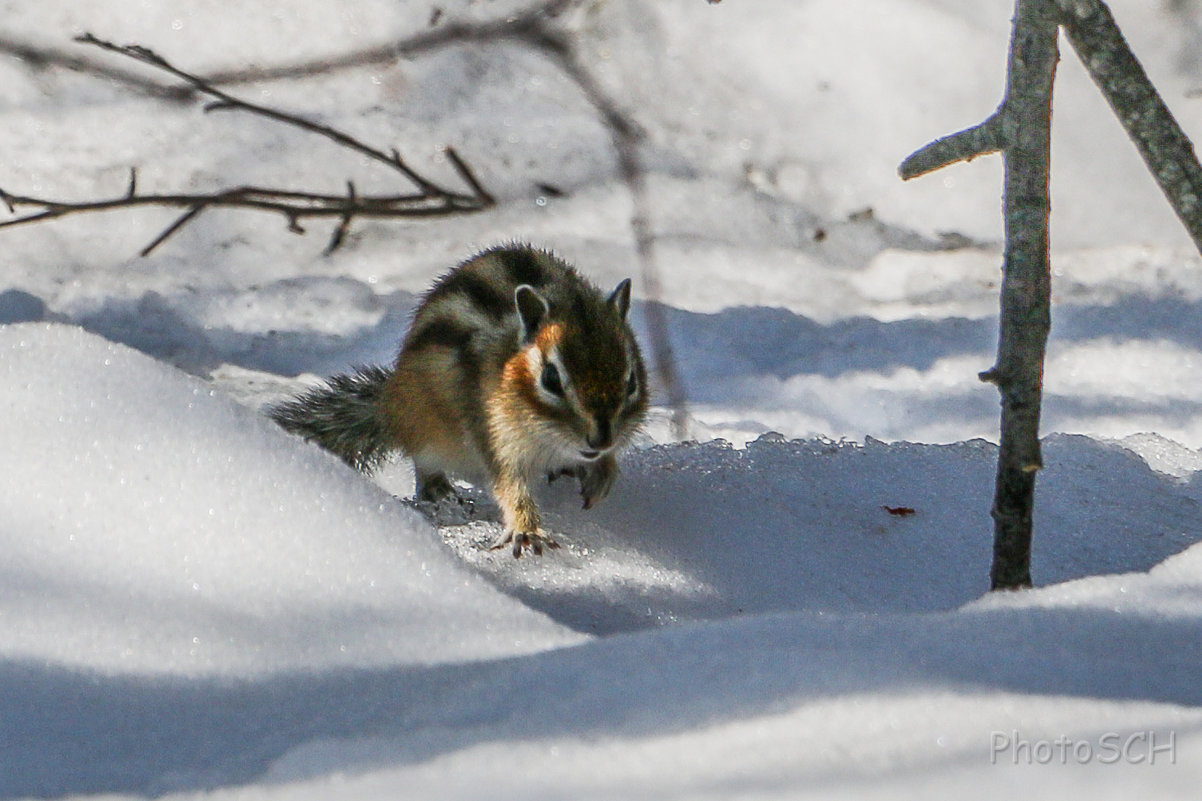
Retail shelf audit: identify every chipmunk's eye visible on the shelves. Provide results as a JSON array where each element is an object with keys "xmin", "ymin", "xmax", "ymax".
[{"xmin": 541, "ymin": 362, "xmax": 565, "ymax": 397}]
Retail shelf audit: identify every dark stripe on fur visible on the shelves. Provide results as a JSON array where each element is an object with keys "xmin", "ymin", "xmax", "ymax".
[
  {"xmin": 405, "ymin": 317, "xmax": 475, "ymax": 353},
  {"xmin": 405, "ymin": 316, "xmax": 484, "ymax": 388},
  {"xmin": 267, "ymin": 365, "xmax": 394, "ymax": 472},
  {"xmin": 438, "ymin": 269, "xmax": 512, "ymax": 319},
  {"xmin": 497, "ymin": 247, "xmax": 550, "ymax": 288}
]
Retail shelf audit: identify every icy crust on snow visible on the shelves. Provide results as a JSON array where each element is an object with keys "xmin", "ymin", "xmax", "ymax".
[
  {"xmin": 0, "ymin": 323, "xmax": 582, "ymax": 676},
  {"xmin": 434, "ymin": 434, "xmax": 1202, "ymax": 635}
]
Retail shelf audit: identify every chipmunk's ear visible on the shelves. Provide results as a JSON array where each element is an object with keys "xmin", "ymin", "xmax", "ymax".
[
  {"xmin": 515, "ymin": 284, "xmax": 549, "ymax": 343},
  {"xmin": 608, "ymin": 278, "xmax": 632, "ymax": 322}
]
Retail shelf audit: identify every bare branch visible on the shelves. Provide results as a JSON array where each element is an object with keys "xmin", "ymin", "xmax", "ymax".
[
  {"xmin": 899, "ymin": 112, "xmax": 1007, "ymax": 180},
  {"xmin": 1053, "ymin": 0, "xmax": 1202, "ymax": 254},
  {"xmin": 986, "ymin": 0, "xmax": 1058, "ymax": 591},
  {"xmin": 900, "ymin": 0, "xmax": 1058, "ymax": 591},
  {"xmin": 74, "ymin": 33, "xmax": 450, "ymax": 196},
  {"xmin": 198, "ymin": 0, "xmax": 579, "ymax": 87},
  {"xmin": 1, "ymin": 34, "xmax": 493, "ymax": 254},
  {"xmin": 0, "ymin": 182, "xmax": 489, "ymax": 254},
  {"xmin": 444, "ymin": 146, "xmax": 495, "ymax": 206}
]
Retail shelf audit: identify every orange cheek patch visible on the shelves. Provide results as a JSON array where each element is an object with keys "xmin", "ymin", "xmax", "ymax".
[{"xmin": 501, "ymin": 352, "xmax": 539, "ymax": 409}]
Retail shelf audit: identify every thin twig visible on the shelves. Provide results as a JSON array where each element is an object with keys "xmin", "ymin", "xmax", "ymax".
[
  {"xmin": 444, "ymin": 145, "xmax": 495, "ymax": 206},
  {"xmin": 75, "ymin": 33, "xmax": 445, "ymax": 195},
  {"xmin": 0, "ymin": 182, "xmax": 487, "ymax": 255},
  {"xmin": 0, "ymin": 34, "xmax": 493, "ymax": 255},
  {"xmin": 324, "ymin": 181, "xmax": 357, "ymax": 256}
]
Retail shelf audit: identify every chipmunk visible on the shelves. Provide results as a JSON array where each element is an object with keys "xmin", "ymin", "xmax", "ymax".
[{"xmin": 269, "ymin": 244, "xmax": 648, "ymax": 557}]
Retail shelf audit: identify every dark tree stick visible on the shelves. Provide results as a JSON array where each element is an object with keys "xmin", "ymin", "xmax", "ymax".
[
  {"xmin": 140, "ymin": 205, "xmax": 204, "ymax": 257},
  {"xmin": 987, "ymin": 0, "xmax": 1059, "ymax": 591},
  {"xmin": 324, "ymin": 181, "xmax": 358, "ymax": 256},
  {"xmin": 444, "ymin": 146, "xmax": 495, "ymax": 206},
  {"xmin": 902, "ymin": 0, "xmax": 1059, "ymax": 590},
  {"xmin": 903, "ymin": 0, "xmax": 1202, "ymax": 590},
  {"xmin": 1053, "ymin": 0, "xmax": 1202, "ymax": 253}
]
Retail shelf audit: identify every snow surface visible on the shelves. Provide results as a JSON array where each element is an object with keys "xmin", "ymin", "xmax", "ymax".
[{"xmin": 4, "ymin": 0, "xmax": 1202, "ymax": 798}]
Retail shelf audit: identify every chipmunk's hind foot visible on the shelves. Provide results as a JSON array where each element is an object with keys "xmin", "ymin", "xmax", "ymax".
[
  {"xmin": 417, "ymin": 471, "xmax": 458, "ymax": 504},
  {"xmin": 411, "ymin": 471, "xmax": 484, "ymax": 526}
]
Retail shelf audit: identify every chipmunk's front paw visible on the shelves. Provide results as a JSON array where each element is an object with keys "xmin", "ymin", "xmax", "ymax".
[
  {"xmin": 489, "ymin": 528, "xmax": 560, "ymax": 558},
  {"xmin": 577, "ymin": 455, "xmax": 619, "ymax": 510}
]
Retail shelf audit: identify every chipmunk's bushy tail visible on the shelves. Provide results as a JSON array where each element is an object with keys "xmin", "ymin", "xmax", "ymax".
[{"xmin": 268, "ymin": 365, "xmax": 394, "ymax": 472}]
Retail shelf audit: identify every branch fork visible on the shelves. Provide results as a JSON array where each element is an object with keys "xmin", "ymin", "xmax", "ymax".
[{"xmin": 0, "ymin": 33, "xmax": 494, "ymax": 256}]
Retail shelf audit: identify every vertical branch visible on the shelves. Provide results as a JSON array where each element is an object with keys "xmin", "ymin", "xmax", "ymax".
[
  {"xmin": 986, "ymin": 0, "xmax": 1060, "ymax": 590},
  {"xmin": 902, "ymin": 0, "xmax": 1059, "ymax": 590}
]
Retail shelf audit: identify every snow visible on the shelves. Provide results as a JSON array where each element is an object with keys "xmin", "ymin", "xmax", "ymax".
[
  {"xmin": 0, "ymin": 324, "xmax": 581, "ymax": 676},
  {"xmin": 4, "ymin": 0, "xmax": 1202, "ymax": 798}
]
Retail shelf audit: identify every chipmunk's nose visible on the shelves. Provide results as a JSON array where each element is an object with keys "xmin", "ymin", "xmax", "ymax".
[{"xmin": 586, "ymin": 417, "xmax": 613, "ymax": 452}]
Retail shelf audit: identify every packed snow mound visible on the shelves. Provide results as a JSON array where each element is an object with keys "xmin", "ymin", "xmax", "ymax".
[
  {"xmin": 0, "ymin": 323, "xmax": 581, "ymax": 677},
  {"xmin": 10, "ymin": 535, "xmax": 1202, "ymax": 799}
]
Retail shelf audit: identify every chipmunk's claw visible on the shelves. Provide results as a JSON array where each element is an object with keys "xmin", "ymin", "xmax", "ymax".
[
  {"xmin": 489, "ymin": 528, "xmax": 559, "ymax": 558},
  {"xmin": 577, "ymin": 455, "xmax": 618, "ymax": 511}
]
